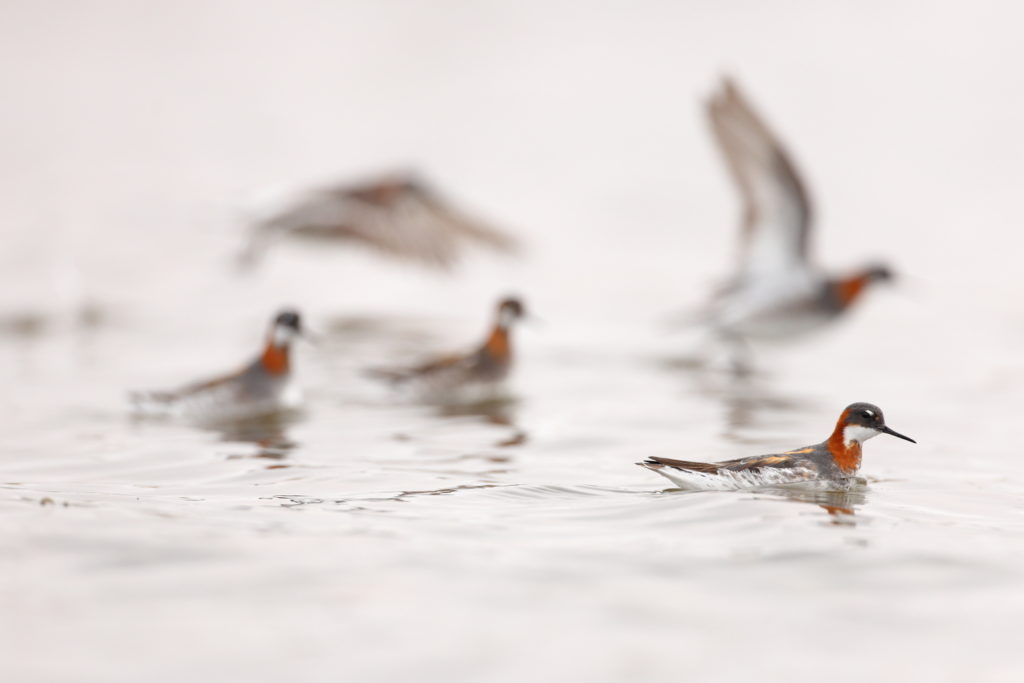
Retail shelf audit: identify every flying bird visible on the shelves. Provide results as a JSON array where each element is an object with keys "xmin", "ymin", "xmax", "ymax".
[
  {"xmin": 689, "ymin": 79, "xmax": 895, "ymax": 365},
  {"xmin": 240, "ymin": 172, "xmax": 518, "ymax": 270}
]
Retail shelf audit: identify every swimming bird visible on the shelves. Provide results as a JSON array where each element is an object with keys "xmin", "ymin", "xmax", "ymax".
[
  {"xmin": 368, "ymin": 297, "xmax": 527, "ymax": 403},
  {"xmin": 639, "ymin": 402, "xmax": 914, "ymax": 489},
  {"xmin": 130, "ymin": 309, "xmax": 303, "ymax": 421},
  {"xmin": 693, "ymin": 79, "xmax": 894, "ymax": 362},
  {"xmin": 240, "ymin": 172, "xmax": 518, "ymax": 270}
]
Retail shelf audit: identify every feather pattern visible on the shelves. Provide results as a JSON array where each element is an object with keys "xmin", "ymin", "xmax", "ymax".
[
  {"xmin": 242, "ymin": 173, "xmax": 518, "ymax": 269},
  {"xmin": 707, "ymin": 79, "xmax": 813, "ymax": 280}
]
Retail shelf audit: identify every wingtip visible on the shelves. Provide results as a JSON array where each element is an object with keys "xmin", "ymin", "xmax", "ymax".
[
  {"xmin": 706, "ymin": 75, "xmax": 744, "ymax": 122},
  {"xmin": 706, "ymin": 78, "xmax": 725, "ymax": 111},
  {"xmin": 707, "ymin": 74, "xmax": 739, "ymax": 99},
  {"xmin": 708, "ymin": 75, "xmax": 754, "ymax": 119},
  {"xmin": 484, "ymin": 231, "xmax": 524, "ymax": 256},
  {"xmin": 720, "ymin": 74, "xmax": 740, "ymax": 96}
]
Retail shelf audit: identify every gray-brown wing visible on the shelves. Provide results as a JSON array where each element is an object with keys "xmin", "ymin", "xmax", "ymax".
[
  {"xmin": 641, "ymin": 456, "xmax": 723, "ymax": 474},
  {"xmin": 242, "ymin": 173, "xmax": 517, "ymax": 269},
  {"xmin": 128, "ymin": 366, "xmax": 245, "ymax": 413},
  {"xmin": 707, "ymin": 78, "xmax": 813, "ymax": 279},
  {"xmin": 643, "ymin": 453, "xmax": 809, "ymax": 474},
  {"xmin": 366, "ymin": 352, "xmax": 472, "ymax": 385}
]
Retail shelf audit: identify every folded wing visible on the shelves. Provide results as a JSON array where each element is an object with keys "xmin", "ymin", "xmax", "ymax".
[{"xmin": 642, "ymin": 453, "xmax": 807, "ymax": 474}]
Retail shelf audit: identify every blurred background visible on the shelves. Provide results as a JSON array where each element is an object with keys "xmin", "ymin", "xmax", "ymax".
[{"xmin": 2, "ymin": 1, "xmax": 1023, "ymax": 681}]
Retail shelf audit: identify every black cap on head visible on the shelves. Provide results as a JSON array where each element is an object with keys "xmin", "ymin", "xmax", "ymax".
[
  {"xmin": 842, "ymin": 402, "xmax": 915, "ymax": 443},
  {"xmin": 866, "ymin": 264, "xmax": 894, "ymax": 282},
  {"xmin": 497, "ymin": 296, "xmax": 525, "ymax": 319},
  {"xmin": 844, "ymin": 402, "xmax": 885, "ymax": 427},
  {"xmin": 274, "ymin": 309, "xmax": 302, "ymax": 332}
]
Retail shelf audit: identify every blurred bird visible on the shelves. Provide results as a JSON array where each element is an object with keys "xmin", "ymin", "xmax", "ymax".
[
  {"xmin": 368, "ymin": 297, "xmax": 527, "ymax": 403},
  {"xmin": 240, "ymin": 172, "xmax": 518, "ymax": 269},
  {"xmin": 639, "ymin": 401, "xmax": 914, "ymax": 489},
  {"xmin": 130, "ymin": 309, "xmax": 303, "ymax": 421},
  {"xmin": 689, "ymin": 79, "xmax": 894, "ymax": 364}
]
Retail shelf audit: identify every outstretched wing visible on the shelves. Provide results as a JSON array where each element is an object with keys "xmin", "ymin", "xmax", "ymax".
[
  {"xmin": 707, "ymin": 79, "xmax": 813, "ymax": 279},
  {"xmin": 242, "ymin": 173, "xmax": 518, "ymax": 269}
]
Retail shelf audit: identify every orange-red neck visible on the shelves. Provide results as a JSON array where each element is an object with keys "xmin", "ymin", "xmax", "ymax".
[
  {"xmin": 482, "ymin": 324, "xmax": 511, "ymax": 362},
  {"xmin": 827, "ymin": 412, "xmax": 862, "ymax": 474},
  {"xmin": 260, "ymin": 340, "xmax": 290, "ymax": 375},
  {"xmin": 834, "ymin": 272, "xmax": 873, "ymax": 309}
]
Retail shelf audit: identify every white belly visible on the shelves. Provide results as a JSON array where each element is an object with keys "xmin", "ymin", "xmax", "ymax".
[{"xmin": 710, "ymin": 271, "xmax": 831, "ymax": 339}]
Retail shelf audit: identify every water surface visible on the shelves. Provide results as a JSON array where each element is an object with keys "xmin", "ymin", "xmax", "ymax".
[{"xmin": 3, "ymin": 2, "xmax": 1024, "ymax": 681}]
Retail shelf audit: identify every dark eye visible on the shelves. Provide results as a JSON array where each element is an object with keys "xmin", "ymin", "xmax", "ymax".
[{"xmin": 861, "ymin": 410, "xmax": 875, "ymax": 419}]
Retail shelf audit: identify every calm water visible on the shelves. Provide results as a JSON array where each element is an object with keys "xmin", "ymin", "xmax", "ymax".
[{"xmin": 3, "ymin": 2, "xmax": 1024, "ymax": 681}]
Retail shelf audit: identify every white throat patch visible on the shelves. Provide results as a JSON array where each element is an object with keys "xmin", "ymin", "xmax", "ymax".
[
  {"xmin": 271, "ymin": 324, "xmax": 297, "ymax": 347},
  {"xmin": 498, "ymin": 308, "xmax": 517, "ymax": 329},
  {"xmin": 844, "ymin": 425, "xmax": 880, "ymax": 445}
]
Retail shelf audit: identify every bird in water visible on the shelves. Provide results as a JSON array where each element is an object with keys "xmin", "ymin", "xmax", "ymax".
[
  {"xmin": 240, "ymin": 171, "xmax": 518, "ymax": 270},
  {"xmin": 639, "ymin": 402, "xmax": 915, "ymax": 490},
  {"xmin": 688, "ymin": 79, "xmax": 895, "ymax": 367},
  {"xmin": 130, "ymin": 309, "xmax": 303, "ymax": 421},
  {"xmin": 368, "ymin": 297, "xmax": 527, "ymax": 404}
]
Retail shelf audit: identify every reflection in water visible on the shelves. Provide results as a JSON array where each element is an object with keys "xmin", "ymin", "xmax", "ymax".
[
  {"xmin": 670, "ymin": 359, "xmax": 810, "ymax": 441},
  {"xmin": 0, "ymin": 303, "xmax": 107, "ymax": 339},
  {"xmin": 384, "ymin": 442, "xmax": 515, "ymax": 480},
  {"xmin": 718, "ymin": 380, "xmax": 804, "ymax": 437},
  {"xmin": 210, "ymin": 411, "xmax": 301, "ymax": 461},
  {"xmin": 0, "ymin": 311, "xmax": 48, "ymax": 337},
  {"xmin": 757, "ymin": 484, "xmax": 868, "ymax": 525},
  {"xmin": 436, "ymin": 397, "xmax": 528, "ymax": 448},
  {"xmin": 436, "ymin": 397, "xmax": 516, "ymax": 426},
  {"xmin": 495, "ymin": 431, "xmax": 528, "ymax": 447},
  {"xmin": 270, "ymin": 483, "xmax": 505, "ymax": 509},
  {"xmin": 652, "ymin": 481, "xmax": 868, "ymax": 525}
]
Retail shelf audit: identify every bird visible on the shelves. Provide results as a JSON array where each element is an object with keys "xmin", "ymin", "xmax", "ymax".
[
  {"xmin": 130, "ymin": 309, "xmax": 303, "ymax": 421},
  {"xmin": 691, "ymin": 79, "xmax": 895, "ymax": 364},
  {"xmin": 368, "ymin": 297, "xmax": 527, "ymax": 403},
  {"xmin": 639, "ymin": 402, "xmax": 914, "ymax": 489},
  {"xmin": 240, "ymin": 171, "xmax": 518, "ymax": 270}
]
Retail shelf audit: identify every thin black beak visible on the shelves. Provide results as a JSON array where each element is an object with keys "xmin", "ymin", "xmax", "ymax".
[
  {"xmin": 298, "ymin": 324, "xmax": 326, "ymax": 347},
  {"xmin": 881, "ymin": 425, "xmax": 916, "ymax": 444}
]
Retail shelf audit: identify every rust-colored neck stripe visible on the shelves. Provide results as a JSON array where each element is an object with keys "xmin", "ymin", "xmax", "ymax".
[
  {"xmin": 827, "ymin": 410, "xmax": 862, "ymax": 474},
  {"xmin": 260, "ymin": 342, "xmax": 290, "ymax": 375},
  {"xmin": 483, "ymin": 325, "xmax": 511, "ymax": 362},
  {"xmin": 836, "ymin": 273, "xmax": 872, "ymax": 308}
]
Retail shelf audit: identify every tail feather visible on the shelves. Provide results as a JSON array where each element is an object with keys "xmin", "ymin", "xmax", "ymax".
[{"xmin": 637, "ymin": 456, "xmax": 722, "ymax": 474}]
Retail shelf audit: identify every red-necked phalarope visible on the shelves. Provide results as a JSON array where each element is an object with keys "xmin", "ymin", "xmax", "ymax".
[
  {"xmin": 130, "ymin": 309, "xmax": 303, "ymax": 421},
  {"xmin": 639, "ymin": 402, "xmax": 914, "ymax": 489},
  {"xmin": 369, "ymin": 297, "xmax": 526, "ymax": 403},
  {"xmin": 240, "ymin": 171, "xmax": 518, "ymax": 269},
  {"xmin": 692, "ymin": 79, "xmax": 895, "ymax": 363}
]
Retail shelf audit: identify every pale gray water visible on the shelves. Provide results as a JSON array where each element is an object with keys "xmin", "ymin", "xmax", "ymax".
[{"xmin": 3, "ymin": 2, "xmax": 1024, "ymax": 681}]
